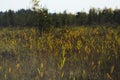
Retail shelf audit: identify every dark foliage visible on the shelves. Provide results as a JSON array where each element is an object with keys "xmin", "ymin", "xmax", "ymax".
[{"xmin": 0, "ymin": 8, "xmax": 120, "ymax": 29}]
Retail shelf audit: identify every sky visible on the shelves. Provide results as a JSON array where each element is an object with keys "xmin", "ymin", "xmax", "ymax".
[{"xmin": 0, "ymin": 0, "xmax": 120, "ymax": 13}]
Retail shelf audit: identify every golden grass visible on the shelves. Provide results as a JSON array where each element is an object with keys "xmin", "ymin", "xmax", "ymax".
[{"xmin": 0, "ymin": 26, "xmax": 119, "ymax": 80}]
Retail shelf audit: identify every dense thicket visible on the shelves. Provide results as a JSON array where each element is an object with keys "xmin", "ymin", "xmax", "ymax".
[{"xmin": 0, "ymin": 8, "xmax": 120, "ymax": 28}]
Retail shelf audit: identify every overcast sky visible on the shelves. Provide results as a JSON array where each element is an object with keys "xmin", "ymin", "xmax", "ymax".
[{"xmin": 0, "ymin": 0, "xmax": 120, "ymax": 13}]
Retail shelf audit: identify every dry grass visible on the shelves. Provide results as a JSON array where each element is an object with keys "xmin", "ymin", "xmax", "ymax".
[{"xmin": 0, "ymin": 26, "xmax": 120, "ymax": 80}]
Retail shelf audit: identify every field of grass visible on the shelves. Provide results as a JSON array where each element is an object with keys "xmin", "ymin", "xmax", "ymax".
[{"xmin": 0, "ymin": 26, "xmax": 120, "ymax": 80}]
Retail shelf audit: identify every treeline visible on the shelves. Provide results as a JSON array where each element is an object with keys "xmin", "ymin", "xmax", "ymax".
[{"xmin": 0, "ymin": 8, "xmax": 120, "ymax": 28}]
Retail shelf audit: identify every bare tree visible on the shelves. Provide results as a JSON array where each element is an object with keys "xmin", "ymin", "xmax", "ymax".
[{"xmin": 32, "ymin": 0, "xmax": 40, "ymax": 11}]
